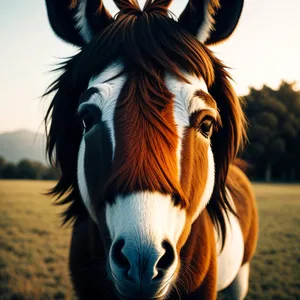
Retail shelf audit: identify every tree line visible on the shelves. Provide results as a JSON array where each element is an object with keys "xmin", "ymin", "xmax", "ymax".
[
  {"xmin": 240, "ymin": 81, "xmax": 300, "ymax": 182},
  {"xmin": 1, "ymin": 81, "xmax": 299, "ymax": 182},
  {"xmin": 0, "ymin": 157, "xmax": 59, "ymax": 180}
]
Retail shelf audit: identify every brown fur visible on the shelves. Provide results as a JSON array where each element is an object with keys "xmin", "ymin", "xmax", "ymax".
[
  {"xmin": 177, "ymin": 129, "xmax": 210, "ymax": 248},
  {"xmin": 105, "ymin": 71, "xmax": 187, "ymax": 207},
  {"xmin": 43, "ymin": 0, "xmax": 256, "ymax": 299},
  {"xmin": 194, "ymin": 89, "xmax": 218, "ymax": 109},
  {"xmin": 166, "ymin": 164, "xmax": 258, "ymax": 299},
  {"xmin": 177, "ymin": 209, "xmax": 217, "ymax": 299}
]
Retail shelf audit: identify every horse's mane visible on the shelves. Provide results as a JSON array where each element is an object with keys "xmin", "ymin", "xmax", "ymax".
[{"xmin": 44, "ymin": 0, "xmax": 246, "ymax": 247}]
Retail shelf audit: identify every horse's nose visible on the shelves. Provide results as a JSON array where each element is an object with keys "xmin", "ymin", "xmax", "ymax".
[{"xmin": 110, "ymin": 237, "xmax": 175, "ymax": 284}]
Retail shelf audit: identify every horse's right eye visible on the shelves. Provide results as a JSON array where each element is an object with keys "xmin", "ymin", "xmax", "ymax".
[
  {"xmin": 78, "ymin": 104, "xmax": 102, "ymax": 134},
  {"xmin": 79, "ymin": 108, "xmax": 95, "ymax": 133}
]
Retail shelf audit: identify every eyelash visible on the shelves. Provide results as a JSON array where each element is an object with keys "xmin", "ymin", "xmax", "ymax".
[{"xmin": 197, "ymin": 116, "xmax": 215, "ymax": 138}]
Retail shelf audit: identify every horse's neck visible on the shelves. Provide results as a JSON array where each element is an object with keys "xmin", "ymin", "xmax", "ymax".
[
  {"xmin": 214, "ymin": 201, "xmax": 244, "ymax": 291},
  {"xmin": 179, "ymin": 209, "xmax": 216, "ymax": 291},
  {"xmin": 180, "ymin": 200, "xmax": 244, "ymax": 293},
  {"xmin": 69, "ymin": 219, "xmax": 118, "ymax": 299}
]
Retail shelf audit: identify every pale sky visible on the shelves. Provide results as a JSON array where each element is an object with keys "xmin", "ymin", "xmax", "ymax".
[{"xmin": 0, "ymin": 0, "xmax": 300, "ymax": 133}]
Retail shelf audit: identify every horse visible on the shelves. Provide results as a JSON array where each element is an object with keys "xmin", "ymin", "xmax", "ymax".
[{"xmin": 44, "ymin": 0, "xmax": 258, "ymax": 299}]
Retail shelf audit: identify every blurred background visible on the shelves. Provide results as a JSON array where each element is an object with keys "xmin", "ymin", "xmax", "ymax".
[{"xmin": 0, "ymin": 0, "xmax": 299, "ymax": 299}]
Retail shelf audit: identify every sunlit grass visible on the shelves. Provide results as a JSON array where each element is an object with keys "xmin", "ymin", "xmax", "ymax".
[
  {"xmin": 0, "ymin": 180, "xmax": 299, "ymax": 299},
  {"xmin": 247, "ymin": 184, "xmax": 300, "ymax": 300},
  {"xmin": 0, "ymin": 180, "xmax": 73, "ymax": 300}
]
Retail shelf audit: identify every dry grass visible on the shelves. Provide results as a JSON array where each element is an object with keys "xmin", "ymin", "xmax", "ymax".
[
  {"xmin": 247, "ymin": 184, "xmax": 300, "ymax": 300},
  {"xmin": 0, "ymin": 180, "xmax": 73, "ymax": 300},
  {"xmin": 0, "ymin": 180, "xmax": 300, "ymax": 299}
]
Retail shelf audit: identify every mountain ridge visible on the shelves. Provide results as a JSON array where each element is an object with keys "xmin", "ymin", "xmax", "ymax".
[{"xmin": 0, "ymin": 129, "xmax": 47, "ymax": 164}]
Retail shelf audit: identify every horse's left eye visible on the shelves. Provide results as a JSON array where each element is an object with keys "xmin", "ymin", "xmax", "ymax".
[{"xmin": 198, "ymin": 117, "xmax": 215, "ymax": 138}]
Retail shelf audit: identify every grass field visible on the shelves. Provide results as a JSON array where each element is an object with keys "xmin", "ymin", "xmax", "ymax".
[{"xmin": 0, "ymin": 180, "xmax": 300, "ymax": 300}]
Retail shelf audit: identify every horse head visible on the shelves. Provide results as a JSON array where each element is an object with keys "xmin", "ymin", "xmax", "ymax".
[{"xmin": 45, "ymin": 0, "xmax": 245, "ymax": 298}]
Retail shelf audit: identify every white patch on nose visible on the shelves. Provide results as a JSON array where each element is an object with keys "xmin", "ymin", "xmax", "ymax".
[
  {"xmin": 106, "ymin": 191, "xmax": 186, "ymax": 248},
  {"xmin": 106, "ymin": 192, "xmax": 186, "ymax": 295}
]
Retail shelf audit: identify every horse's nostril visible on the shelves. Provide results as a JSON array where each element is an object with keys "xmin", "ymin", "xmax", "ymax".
[
  {"xmin": 157, "ymin": 240, "xmax": 175, "ymax": 271},
  {"xmin": 111, "ymin": 238, "xmax": 130, "ymax": 269},
  {"xmin": 153, "ymin": 269, "xmax": 164, "ymax": 281}
]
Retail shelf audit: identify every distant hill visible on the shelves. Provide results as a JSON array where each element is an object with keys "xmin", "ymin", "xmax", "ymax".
[{"xmin": 0, "ymin": 130, "xmax": 47, "ymax": 164}]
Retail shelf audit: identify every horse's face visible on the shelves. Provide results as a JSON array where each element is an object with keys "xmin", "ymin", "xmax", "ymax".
[
  {"xmin": 77, "ymin": 64, "xmax": 219, "ymax": 297},
  {"xmin": 45, "ymin": 0, "xmax": 244, "ymax": 298}
]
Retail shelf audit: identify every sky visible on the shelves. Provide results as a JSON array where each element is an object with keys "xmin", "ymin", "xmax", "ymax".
[{"xmin": 0, "ymin": 0, "xmax": 300, "ymax": 133}]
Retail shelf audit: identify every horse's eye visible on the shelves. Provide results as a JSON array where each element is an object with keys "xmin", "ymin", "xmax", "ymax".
[
  {"xmin": 198, "ymin": 117, "xmax": 215, "ymax": 138},
  {"xmin": 79, "ymin": 109, "xmax": 95, "ymax": 133}
]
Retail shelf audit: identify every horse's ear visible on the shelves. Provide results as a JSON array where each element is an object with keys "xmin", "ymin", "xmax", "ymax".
[
  {"xmin": 45, "ymin": 0, "xmax": 113, "ymax": 46},
  {"xmin": 178, "ymin": 0, "xmax": 244, "ymax": 45}
]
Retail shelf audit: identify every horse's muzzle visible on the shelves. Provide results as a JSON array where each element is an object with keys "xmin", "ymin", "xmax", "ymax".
[{"xmin": 108, "ymin": 237, "xmax": 176, "ymax": 299}]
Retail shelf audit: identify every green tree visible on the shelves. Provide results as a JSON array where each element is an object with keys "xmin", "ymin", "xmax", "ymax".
[
  {"xmin": 2, "ymin": 163, "xmax": 19, "ymax": 179},
  {"xmin": 17, "ymin": 160, "xmax": 39, "ymax": 179},
  {"xmin": 275, "ymin": 82, "xmax": 300, "ymax": 180},
  {"xmin": 41, "ymin": 167, "xmax": 60, "ymax": 180},
  {"xmin": 0, "ymin": 157, "xmax": 59, "ymax": 180},
  {"xmin": 242, "ymin": 82, "xmax": 300, "ymax": 182},
  {"xmin": 0, "ymin": 156, "xmax": 6, "ymax": 178}
]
